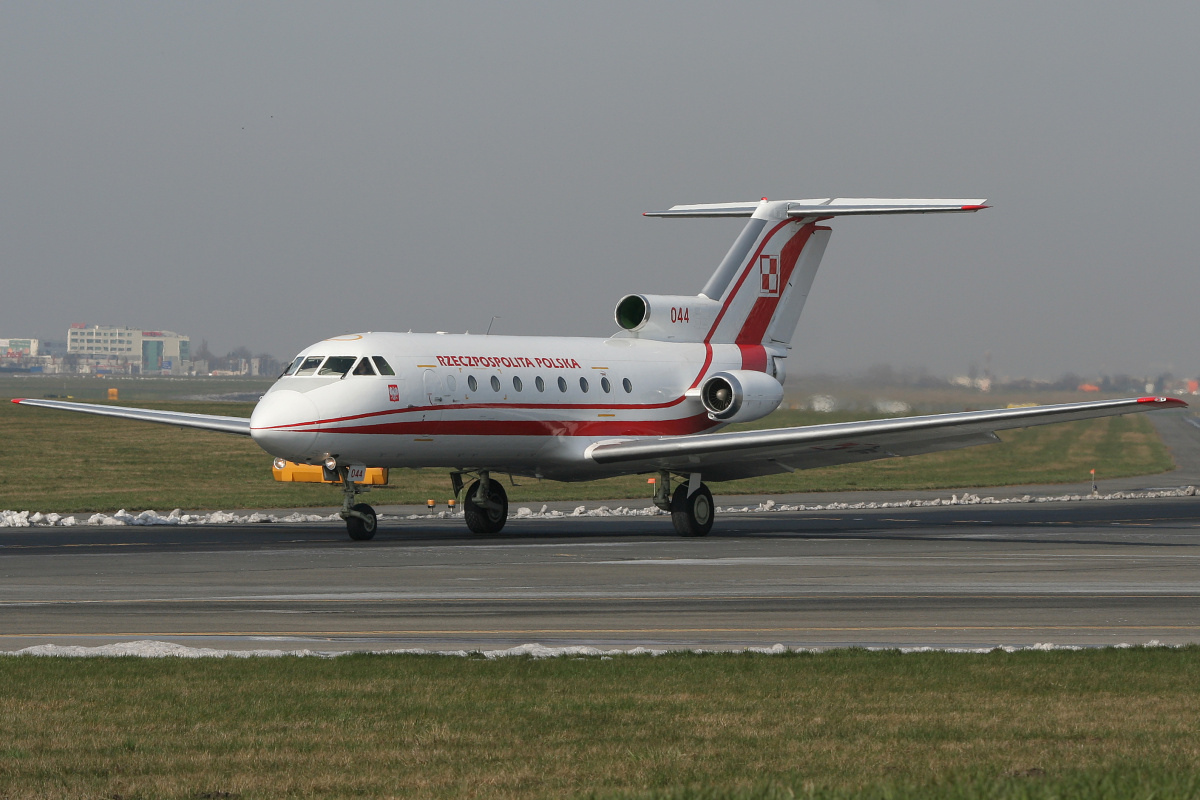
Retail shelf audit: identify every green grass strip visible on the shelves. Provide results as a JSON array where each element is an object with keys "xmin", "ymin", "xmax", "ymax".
[
  {"xmin": 2, "ymin": 648, "xmax": 1199, "ymax": 798},
  {"xmin": 2, "ymin": 400, "xmax": 1176, "ymax": 512}
]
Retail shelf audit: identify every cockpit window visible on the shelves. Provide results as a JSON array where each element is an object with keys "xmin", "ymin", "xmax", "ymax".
[
  {"xmin": 372, "ymin": 356, "xmax": 396, "ymax": 376},
  {"xmin": 352, "ymin": 357, "xmax": 377, "ymax": 376},
  {"xmin": 318, "ymin": 356, "xmax": 357, "ymax": 377},
  {"xmin": 294, "ymin": 356, "xmax": 325, "ymax": 376},
  {"xmin": 282, "ymin": 356, "xmax": 304, "ymax": 377}
]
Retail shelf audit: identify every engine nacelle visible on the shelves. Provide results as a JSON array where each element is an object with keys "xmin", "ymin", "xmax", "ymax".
[
  {"xmin": 614, "ymin": 294, "xmax": 721, "ymax": 343},
  {"xmin": 699, "ymin": 370, "xmax": 785, "ymax": 423}
]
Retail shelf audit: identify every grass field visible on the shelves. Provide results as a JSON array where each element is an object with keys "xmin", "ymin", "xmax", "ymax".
[
  {"xmin": 2, "ymin": 648, "xmax": 1199, "ymax": 799},
  {"xmin": 1, "ymin": 393, "xmax": 1176, "ymax": 512}
]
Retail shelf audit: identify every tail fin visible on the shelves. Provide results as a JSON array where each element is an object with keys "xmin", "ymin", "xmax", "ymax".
[{"xmin": 646, "ymin": 198, "xmax": 986, "ymax": 346}]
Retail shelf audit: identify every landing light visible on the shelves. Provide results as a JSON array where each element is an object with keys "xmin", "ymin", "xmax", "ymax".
[
  {"xmin": 323, "ymin": 456, "xmax": 338, "ymax": 471},
  {"xmin": 273, "ymin": 457, "xmax": 287, "ymax": 470}
]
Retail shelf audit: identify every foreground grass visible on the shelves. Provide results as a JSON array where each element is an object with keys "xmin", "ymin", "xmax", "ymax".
[
  {"xmin": 1, "ymin": 648, "xmax": 1199, "ymax": 798},
  {"xmin": 1, "ymin": 397, "xmax": 1176, "ymax": 512}
]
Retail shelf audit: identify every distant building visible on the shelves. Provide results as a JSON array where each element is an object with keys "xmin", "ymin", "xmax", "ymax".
[{"xmin": 66, "ymin": 324, "xmax": 190, "ymax": 374}]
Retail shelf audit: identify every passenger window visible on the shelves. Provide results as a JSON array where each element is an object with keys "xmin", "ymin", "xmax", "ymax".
[
  {"xmin": 490, "ymin": 375, "xmax": 501, "ymax": 391},
  {"xmin": 557, "ymin": 377, "xmax": 567, "ymax": 392},
  {"xmin": 622, "ymin": 378, "xmax": 632, "ymax": 393},
  {"xmin": 513, "ymin": 376, "xmax": 523, "ymax": 392},
  {"xmin": 352, "ymin": 357, "xmax": 377, "ymax": 376},
  {"xmin": 372, "ymin": 356, "xmax": 396, "ymax": 376},
  {"xmin": 318, "ymin": 356, "xmax": 356, "ymax": 377},
  {"xmin": 579, "ymin": 377, "xmax": 589, "ymax": 393},
  {"xmin": 282, "ymin": 356, "xmax": 304, "ymax": 376},
  {"xmin": 295, "ymin": 356, "xmax": 324, "ymax": 376},
  {"xmin": 601, "ymin": 377, "xmax": 611, "ymax": 393},
  {"xmin": 535, "ymin": 376, "xmax": 545, "ymax": 392},
  {"xmin": 468, "ymin": 375, "xmax": 478, "ymax": 392}
]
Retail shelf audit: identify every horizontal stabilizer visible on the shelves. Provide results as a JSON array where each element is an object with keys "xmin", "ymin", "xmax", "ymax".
[{"xmin": 645, "ymin": 198, "xmax": 988, "ymax": 218}]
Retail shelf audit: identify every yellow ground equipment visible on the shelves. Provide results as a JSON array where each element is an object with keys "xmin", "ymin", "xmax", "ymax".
[{"xmin": 271, "ymin": 460, "xmax": 389, "ymax": 485}]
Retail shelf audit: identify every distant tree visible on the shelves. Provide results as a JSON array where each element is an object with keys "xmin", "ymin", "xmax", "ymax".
[
  {"xmin": 1050, "ymin": 372, "xmax": 1082, "ymax": 391},
  {"xmin": 193, "ymin": 339, "xmax": 216, "ymax": 363},
  {"xmin": 864, "ymin": 364, "xmax": 897, "ymax": 386},
  {"xmin": 255, "ymin": 352, "xmax": 282, "ymax": 376}
]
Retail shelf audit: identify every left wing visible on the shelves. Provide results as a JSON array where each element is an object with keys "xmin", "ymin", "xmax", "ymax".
[
  {"xmin": 586, "ymin": 396, "xmax": 1186, "ymax": 481},
  {"xmin": 11, "ymin": 398, "xmax": 252, "ymax": 435}
]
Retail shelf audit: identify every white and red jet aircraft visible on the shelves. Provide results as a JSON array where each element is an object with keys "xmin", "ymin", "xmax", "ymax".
[{"xmin": 16, "ymin": 198, "xmax": 1186, "ymax": 540}]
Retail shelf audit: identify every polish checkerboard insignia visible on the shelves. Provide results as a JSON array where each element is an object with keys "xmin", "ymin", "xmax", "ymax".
[{"xmin": 759, "ymin": 255, "xmax": 780, "ymax": 296}]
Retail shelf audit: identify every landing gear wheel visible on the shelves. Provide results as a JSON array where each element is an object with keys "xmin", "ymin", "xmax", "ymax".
[
  {"xmin": 671, "ymin": 483, "xmax": 714, "ymax": 537},
  {"xmin": 464, "ymin": 479, "xmax": 508, "ymax": 535},
  {"xmin": 346, "ymin": 503, "xmax": 377, "ymax": 541}
]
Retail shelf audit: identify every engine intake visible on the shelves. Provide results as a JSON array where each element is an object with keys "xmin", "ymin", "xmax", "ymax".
[
  {"xmin": 614, "ymin": 294, "xmax": 720, "ymax": 342},
  {"xmin": 700, "ymin": 370, "xmax": 785, "ymax": 423}
]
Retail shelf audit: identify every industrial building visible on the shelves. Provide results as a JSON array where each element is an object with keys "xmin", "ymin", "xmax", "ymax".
[{"xmin": 66, "ymin": 324, "xmax": 190, "ymax": 374}]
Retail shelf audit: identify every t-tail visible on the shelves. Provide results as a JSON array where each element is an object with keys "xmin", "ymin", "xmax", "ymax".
[{"xmin": 615, "ymin": 197, "xmax": 987, "ymax": 354}]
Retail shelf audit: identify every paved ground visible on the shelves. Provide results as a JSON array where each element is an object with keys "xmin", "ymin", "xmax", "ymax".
[
  {"xmin": 2, "ymin": 408, "xmax": 1197, "ymax": 654},
  {"xmin": 2, "ymin": 497, "xmax": 1199, "ymax": 653}
]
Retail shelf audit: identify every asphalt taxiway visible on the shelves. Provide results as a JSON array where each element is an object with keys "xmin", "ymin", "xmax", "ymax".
[{"xmin": 3, "ymin": 496, "xmax": 1199, "ymax": 652}]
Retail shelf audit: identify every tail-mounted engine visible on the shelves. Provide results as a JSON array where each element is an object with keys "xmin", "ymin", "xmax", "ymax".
[
  {"xmin": 615, "ymin": 294, "xmax": 720, "ymax": 343},
  {"xmin": 699, "ymin": 370, "xmax": 785, "ymax": 423}
]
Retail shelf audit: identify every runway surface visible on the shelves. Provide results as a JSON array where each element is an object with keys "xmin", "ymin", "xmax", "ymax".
[{"xmin": 3, "ymin": 496, "xmax": 1200, "ymax": 653}]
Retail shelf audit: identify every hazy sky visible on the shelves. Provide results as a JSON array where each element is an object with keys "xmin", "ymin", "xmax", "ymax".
[{"xmin": 2, "ymin": 2, "xmax": 1197, "ymax": 380}]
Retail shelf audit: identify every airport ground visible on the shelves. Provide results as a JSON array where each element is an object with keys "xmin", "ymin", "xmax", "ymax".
[
  {"xmin": 3, "ymin": 389, "xmax": 1200, "ymax": 799},
  {"xmin": 2, "ymin": 411, "xmax": 1199, "ymax": 654}
]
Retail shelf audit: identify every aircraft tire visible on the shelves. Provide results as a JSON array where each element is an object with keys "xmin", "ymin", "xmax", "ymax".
[
  {"xmin": 671, "ymin": 483, "xmax": 714, "ymax": 537},
  {"xmin": 464, "ymin": 480, "xmax": 508, "ymax": 535},
  {"xmin": 346, "ymin": 503, "xmax": 377, "ymax": 541}
]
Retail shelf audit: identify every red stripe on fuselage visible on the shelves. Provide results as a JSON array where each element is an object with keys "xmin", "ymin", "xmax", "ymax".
[
  {"xmin": 281, "ymin": 414, "xmax": 718, "ymax": 438},
  {"xmin": 737, "ymin": 344, "xmax": 767, "ymax": 371},
  {"xmin": 254, "ymin": 393, "xmax": 708, "ymax": 431}
]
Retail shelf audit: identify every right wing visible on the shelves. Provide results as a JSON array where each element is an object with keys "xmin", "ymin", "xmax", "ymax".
[
  {"xmin": 11, "ymin": 398, "xmax": 252, "ymax": 436},
  {"xmin": 586, "ymin": 396, "xmax": 1187, "ymax": 481}
]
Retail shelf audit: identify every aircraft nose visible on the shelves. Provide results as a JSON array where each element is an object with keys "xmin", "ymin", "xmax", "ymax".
[{"xmin": 250, "ymin": 389, "xmax": 322, "ymax": 460}]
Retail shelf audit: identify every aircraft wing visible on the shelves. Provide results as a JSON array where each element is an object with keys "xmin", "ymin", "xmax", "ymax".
[
  {"xmin": 586, "ymin": 396, "xmax": 1187, "ymax": 481},
  {"xmin": 11, "ymin": 398, "xmax": 252, "ymax": 436}
]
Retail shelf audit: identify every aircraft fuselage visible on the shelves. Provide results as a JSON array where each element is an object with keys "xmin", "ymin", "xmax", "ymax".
[{"xmin": 250, "ymin": 331, "xmax": 774, "ymax": 481}]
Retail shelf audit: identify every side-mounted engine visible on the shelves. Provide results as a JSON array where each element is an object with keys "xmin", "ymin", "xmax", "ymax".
[
  {"xmin": 614, "ymin": 294, "xmax": 721, "ymax": 343},
  {"xmin": 699, "ymin": 370, "xmax": 785, "ymax": 423}
]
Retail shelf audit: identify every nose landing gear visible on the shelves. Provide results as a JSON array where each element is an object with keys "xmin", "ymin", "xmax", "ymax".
[{"xmin": 337, "ymin": 467, "xmax": 378, "ymax": 541}]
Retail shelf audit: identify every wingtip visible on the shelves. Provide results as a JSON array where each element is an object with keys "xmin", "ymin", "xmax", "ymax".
[
  {"xmin": 11, "ymin": 398, "xmax": 24, "ymax": 405},
  {"xmin": 1138, "ymin": 396, "xmax": 1188, "ymax": 408},
  {"xmin": 961, "ymin": 204, "xmax": 991, "ymax": 211}
]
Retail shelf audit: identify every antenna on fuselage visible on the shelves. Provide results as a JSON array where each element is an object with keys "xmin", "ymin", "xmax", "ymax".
[{"xmin": 486, "ymin": 316, "xmax": 500, "ymax": 335}]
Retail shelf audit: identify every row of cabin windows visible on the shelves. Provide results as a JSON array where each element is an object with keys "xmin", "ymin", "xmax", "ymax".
[
  {"xmin": 281, "ymin": 356, "xmax": 634, "ymax": 396},
  {"xmin": 282, "ymin": 355, "xmax": 396, "ymax": 378},
  {"xmin": 463, "ymin": 374, "xmax": 633, "ymax": 394}
]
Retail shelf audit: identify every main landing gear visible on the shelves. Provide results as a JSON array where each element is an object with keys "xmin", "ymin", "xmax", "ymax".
[
  {"xmin": 653, "ymin": 470, "xmax": 715, "ymax": 537},
  {"xmin": 462, "ymin": 471, "xmax": 509, "ymax": 535},
  {"xmin": 337, "ymin": 467, "xmax": 378, "ymax": 541}
]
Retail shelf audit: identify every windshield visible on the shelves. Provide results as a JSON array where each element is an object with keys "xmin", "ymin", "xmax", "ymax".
[
  {"xmin": 294, "ymin": 356, "xmax": 324, "ymax": 376},
  {"xmin": 281, "ymin": 356, "xmax": 304, "ymax": 377},
  {"xmin": 318, "ymin": 356, "xmax": 357, "ymax": 377}
]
